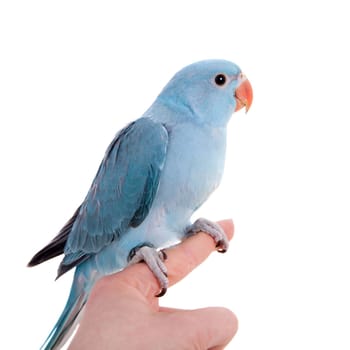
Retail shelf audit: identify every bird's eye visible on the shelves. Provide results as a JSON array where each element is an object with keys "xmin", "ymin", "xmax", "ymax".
[{"xmin": 214, "ymin": 74, "xmax": 227, "ymax": 86}]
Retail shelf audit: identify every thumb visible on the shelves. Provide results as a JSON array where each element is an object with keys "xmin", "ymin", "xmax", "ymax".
[{"xmin": 166, "ymin": 307, "xmax": 238, "ymax": 349}]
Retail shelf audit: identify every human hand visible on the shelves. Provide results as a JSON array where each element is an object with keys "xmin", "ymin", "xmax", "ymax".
[{"xmin": 69, "ymin": 219, "xmax": 237, "ymax": 350}]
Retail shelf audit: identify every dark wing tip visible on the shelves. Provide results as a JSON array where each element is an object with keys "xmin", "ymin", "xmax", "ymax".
[
  {"xmin": 27, "ymin": 205, "xmax": 82, "ymax": 268},
  {"xmin": 27, "ymin": 258, "xmax": 37, "ymax": 267},
  {"xmin": 27, "ymin": 243, "xmax": 65, "ymax": 267}
]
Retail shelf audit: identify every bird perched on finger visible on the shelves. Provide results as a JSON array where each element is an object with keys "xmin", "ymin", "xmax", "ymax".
[{"xmin": 28, "ymin": 59, "xmax": 253, "ymax": 350}]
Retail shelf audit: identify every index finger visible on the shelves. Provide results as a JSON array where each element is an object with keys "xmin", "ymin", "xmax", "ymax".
[
  {"xmin": 112, "ymin": 219, "xmax": 234, "ymax": 298},
  {"xmin": 165, "ymin": 219, "xmax": 234, "ymax": 286}
]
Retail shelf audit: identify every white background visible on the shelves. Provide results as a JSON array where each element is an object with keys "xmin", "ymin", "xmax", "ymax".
[{"xmin": 1, "ymin": 1, "xmax": 349, "ymax": 349}]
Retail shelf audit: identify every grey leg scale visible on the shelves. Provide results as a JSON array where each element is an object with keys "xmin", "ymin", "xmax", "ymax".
[
  {"xmin": 186, "ymin": 218, "xmax": 229, "ymax": 253},
  {"xmin": 128, "ymin": 245, "xmax": 168, "ymax": 297}
]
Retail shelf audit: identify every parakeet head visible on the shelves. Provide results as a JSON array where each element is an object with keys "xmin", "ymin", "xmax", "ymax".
[{"xmin": 157, "ymin": 59, "xmax": 253, "ymax": 127}]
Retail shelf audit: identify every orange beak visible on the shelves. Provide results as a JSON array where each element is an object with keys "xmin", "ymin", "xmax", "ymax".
[{"xmin": 234, "ymin": 74, "xmax": 253, "ymax": 113}]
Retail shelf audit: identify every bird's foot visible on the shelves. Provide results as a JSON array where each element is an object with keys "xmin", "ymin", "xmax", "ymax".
[
  {"xmin": 186, "ymin": 218, "xmax": 229, "ymax": 253},
  {"xmin": 128, "ymin": 243, "xmax": 168, "ymax": 297}
]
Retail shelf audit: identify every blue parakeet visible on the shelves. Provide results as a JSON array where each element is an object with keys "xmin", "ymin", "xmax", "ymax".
[{"xmin": 28, "ymin": 59, "xmax": 253, "ymax": 349}]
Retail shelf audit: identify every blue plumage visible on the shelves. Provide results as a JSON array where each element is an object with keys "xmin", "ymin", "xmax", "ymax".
[
  {"xmin": 28, "ymin": 59, "xmax": 252, "ymax": 349},
  {"xmin": 58, "ymin": 118, "xmax": 168, "ymax": 276}
]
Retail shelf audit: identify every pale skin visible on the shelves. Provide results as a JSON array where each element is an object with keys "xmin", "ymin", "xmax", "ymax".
[{"xmin": 69, "ymin": 220, "xmax": 237, "ymax": 350}]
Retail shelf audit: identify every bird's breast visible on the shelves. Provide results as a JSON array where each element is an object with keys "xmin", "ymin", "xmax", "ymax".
[{"xmin": 154, "ymin": 122, "xmax": 227, "ymax": 227}]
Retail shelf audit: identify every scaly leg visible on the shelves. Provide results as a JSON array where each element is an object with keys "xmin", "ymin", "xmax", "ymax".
[
  {"xmin": 186, "ymin": 218, "xmax": 229, "ymax": 253},
  {"xmin": 128, "ymin": 244, "xmax": 168, "ymax": 297}
]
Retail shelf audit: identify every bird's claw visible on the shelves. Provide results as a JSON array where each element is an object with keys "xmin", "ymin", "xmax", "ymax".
[
  {"xmin": 156, "ymin": 287, "xmax": 167, "ymax": 298},
  {"xmin": 216, "ymin": 240, "xmax": 227, "ymax": 253},
  {"xmin": 128, "ymin": 244, "xmax": 168, "ymax": 297},
  {"xmin": 186, "ymin": 218, "xmax": 229, "ymax": 253}
]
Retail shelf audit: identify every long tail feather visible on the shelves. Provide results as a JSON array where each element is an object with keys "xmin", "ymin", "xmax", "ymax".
[{"xmin": 41, "ymin": 267, "xmax": 96, "ymax": 350}]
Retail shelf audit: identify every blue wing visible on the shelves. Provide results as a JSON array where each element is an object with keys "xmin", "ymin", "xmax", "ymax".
[{"xmin": 57, "ymin": 117, "xmax": 169, "ymax": 276}]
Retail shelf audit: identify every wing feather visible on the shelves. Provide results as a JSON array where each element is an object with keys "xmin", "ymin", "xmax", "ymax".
[{"xmin": 57, "ymin": 118, "xmax": 168, "ymax": 276}]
